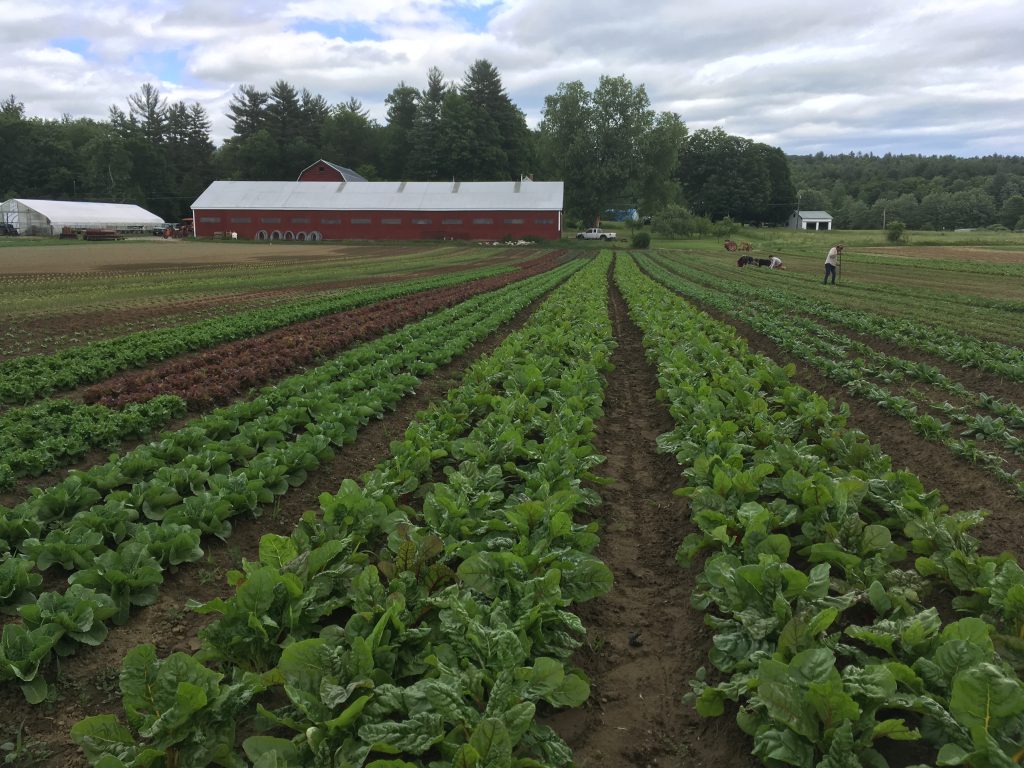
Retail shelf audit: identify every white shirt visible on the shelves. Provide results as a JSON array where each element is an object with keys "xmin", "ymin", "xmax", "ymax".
[
  {"xmin": 825, "ymin": 247, "xmax": 840, "ymax": 266},
  {"xmin": 769, "ymin": 256, "xmax": 782, "ymax": 269}
]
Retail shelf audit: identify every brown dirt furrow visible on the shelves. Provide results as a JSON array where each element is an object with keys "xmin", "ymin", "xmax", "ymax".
[
  {"xmin": 0, "ymin": 254, "xmax": 526, "ymax": 359},
  {"xmin": 546, "ymin": 276, "xmax": 756, "ymax": 767},
  {"xmin": 808, "ymin": 314, "xmax": 1024, "ymax": 409},
  {"xmin": 0, "ymin": 291, "xmax": 546, "ymax": 768},
  {"xmin": 693, "ymin": 302, "xmax": 1024, "ymax": 557}
]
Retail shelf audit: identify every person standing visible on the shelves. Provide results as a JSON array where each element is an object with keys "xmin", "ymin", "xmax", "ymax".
[{"xmin": 824, "ymin": 244, "xmax": 842, "ymax": 284}]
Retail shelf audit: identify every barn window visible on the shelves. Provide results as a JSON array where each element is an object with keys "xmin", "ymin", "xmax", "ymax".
[
  {"xmin": 534, "ymin": 218, "xmax": 554, "ymax": 224},
  {"xmin": 199, "ymin": 216, "xmax": 221, "ymax": 223},
  {"xmin": 381, "ymin": 218, "xmax": 401, "ymax": 225},
  {"xmin": 442, "ymin": 217, "xmax": 463, "ymax": 224},
  {"xmin": 503, "ymin": 218, "xmax": 524, "ymax": 225},
  {"xmin": 472, "ymin": 217, "xmax": 493, "ymax": 225},
  {"xmin": 320, "ymin": 217, "xmax": 341, "ymax": 224},
  {"xmin": 351, "ymin": 217, "xmax": 371, "ymax": 224},
  {"xmin": 230, "ymin": 216, "xmax": 251, "ymax": 224},
  {"xmin": 291, "ymin": 217, "xmax": 310, "ymax": 224},
  {"xmin": 412, "ymin": 218, "xmax": 432, "ymax": 225},
  {"xmin": 261, "ymin": 217, "xmax": 281, "ymax": 224}
]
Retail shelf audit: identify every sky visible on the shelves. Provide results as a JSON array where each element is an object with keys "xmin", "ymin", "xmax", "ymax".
[{"xmin": 2, "ymin": 0, "xmax": 1023, "ymax": 157}]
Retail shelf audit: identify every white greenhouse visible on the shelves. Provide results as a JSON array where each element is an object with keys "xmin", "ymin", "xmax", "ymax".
[{"xmin": 0, "ymin": 199, "xmax": 164, "ymax": 237}]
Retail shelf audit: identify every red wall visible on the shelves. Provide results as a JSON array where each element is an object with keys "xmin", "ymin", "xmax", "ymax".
[
  {"xmin": 191, "ymin": 209, "xmax": 562, "ymax": 242},
  {"xmin": 297, "ymin": 164, "xmax": 345, "ymax": 182}
]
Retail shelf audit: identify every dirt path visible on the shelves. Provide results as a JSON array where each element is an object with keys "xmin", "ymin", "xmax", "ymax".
[
  {"xmin": 547, "ymin": 276, "xmax": 756, "ymax": 767},
  {"xmin": 0, "ymin": 291, "xmax": 549, "ymax": 767}
]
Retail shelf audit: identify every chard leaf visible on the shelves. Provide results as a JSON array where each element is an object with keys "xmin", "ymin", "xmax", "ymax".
[
  {"xmin": 949, "ymin": 663, "xmax": 1024, "ymax": 733},
  {"xmin": 469, "ymin": 718, "xmax": 512, "ymax": 767},
  {"xmin": 358, "ymin": 711, "xmax": 444, "ymax": 753},
  {"xmin": 69, "ymin": 716, "xmax": 135, "ymax": 761},
  {"xmin": 259, "ymin": 534, "xmax": 299, "ymax": 569}
]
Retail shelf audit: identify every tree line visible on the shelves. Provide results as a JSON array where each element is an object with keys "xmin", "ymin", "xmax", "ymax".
[
  {"xmin": 1, "ymin": 60, "xmax": 796, "ymax": 228},
  {"xmin": 3, "ymin": 59, "xmax": 1020, "ymax": 231},
  {"xmin": 790, "ymin": 153, "xmax": 1024, "ymax": 231}
]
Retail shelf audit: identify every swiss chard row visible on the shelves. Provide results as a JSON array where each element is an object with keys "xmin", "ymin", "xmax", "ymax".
[
  {"xmin": 616, "ymin": 253, "xmax": 1024, "ymax": 768},
  {"xmin": 654, "ymin": 251, "xmax": 1024, "ymax": 382},
  {"xmin": 70, "ymin": 253, "xmax": 616, "ymax": 766},
  {"xmin": 640, "ymin": 254, "xmax": 1024, "ymax": 498}
]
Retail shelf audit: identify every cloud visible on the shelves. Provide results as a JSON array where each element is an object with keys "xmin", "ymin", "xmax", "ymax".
[{"xmin": 1, "ymin": 0, "xmax": 1022, "ymax": 157}]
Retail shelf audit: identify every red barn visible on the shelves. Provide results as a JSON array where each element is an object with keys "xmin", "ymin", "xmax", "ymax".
[
  {"xmin": 190, "ymin": 173, "xmax": 564, "ymax": 242},
  {"xmin": 296, "ymin": 159, "xmax": 368, "ymax": 183}
]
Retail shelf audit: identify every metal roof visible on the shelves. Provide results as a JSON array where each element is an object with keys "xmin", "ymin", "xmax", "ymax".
[
  {"xmin": 192, "ymin": 179, "xmax": 564, "ymax": 212},
  {"xmin": 2, "ymin": 199, "xmax": 163, "ymax": 225},
  {"xmin": 795, "ymin": 210, "xmax": 833, "ymax": 219}
]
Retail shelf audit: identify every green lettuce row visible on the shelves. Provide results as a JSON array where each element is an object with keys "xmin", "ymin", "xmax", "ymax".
[
  {"xmin": 0, "ymin": 263, "xmax": 518, "ymax": 405},
  {"xmin": 0, "ymin": 395, "xmax": 189, "ymax": 490},
  {"xmin": 0, "ymin": 263, "xmax": 583, "ymax": 698},
  {"xmin": 639, "ymin": 255, "xmax": 1024, "ymax": 497},
  {"xmin": 69, "ymin": 253, "xmax": 616, "ymax": 767},
  {"xmin": 616, "ymin": 254, "xmax": 1024, "ymax": 768}
]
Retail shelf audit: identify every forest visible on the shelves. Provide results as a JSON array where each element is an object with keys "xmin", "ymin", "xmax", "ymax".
[{"xmin": 1, "ymin": 58, "xmax": 1022, "ymax": 231}]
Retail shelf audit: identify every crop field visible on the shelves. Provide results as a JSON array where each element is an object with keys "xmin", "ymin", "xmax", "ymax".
[{"xmin": 1, "ymin": 237, "xmax": 1024, "ymax": 767}]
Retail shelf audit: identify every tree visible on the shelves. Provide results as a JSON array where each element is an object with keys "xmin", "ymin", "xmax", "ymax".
[
  {"xmin": 321, "ymin": 99, "xmax": 379, "ymax": 176},
  {"xmin": 126, "ymin": 84, "xmax": 167, "ymax": 145},
  {"xmin": 406, "ymin": 67, "xmax": 451, "ymax": 180},
  {"xmin": 447, "ymin": 59, "xmax": 530, "ymax": 180},
  {"xmin": 998, "ymin": 194, "xmax": 1024, "ymax": 229},
  {"xmin": 538, "ymin": 75, "xmax": 681, "ymax": 224},
  {"xmin": 885, "ymin": 219, "xmax": 906, "ymax": 243},
  {"xmin": 677, "ymin": 128, "xmax": 792, "ymax": 224},
  {"xmin": 380, "ymin": 82, "xmax": 418, "ymax": 178},
  {"xmin": 227, "ymin": 85, "xmax": 269, "ymax": 140},
  {"xmin": 652, "ymin": 204, "xmax": 694, "ymax": 238}
]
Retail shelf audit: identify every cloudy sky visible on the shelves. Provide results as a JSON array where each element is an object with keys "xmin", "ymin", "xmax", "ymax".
[{"xmin": 3, "ymin": 0, "xmax": 1023, "ymax": 157}]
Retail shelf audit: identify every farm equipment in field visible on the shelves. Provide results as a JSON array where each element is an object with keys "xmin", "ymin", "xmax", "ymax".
[
  {"xmin": 724, "ymin": 240, "xmax": 752, "ymax": 252},
  {"xmin": 162, "ymin": 218, "xmax": 194, "ymax": 239},
  {"xmin": 83, "ymin": 229, "xmax": 124, "ymax": 241}
]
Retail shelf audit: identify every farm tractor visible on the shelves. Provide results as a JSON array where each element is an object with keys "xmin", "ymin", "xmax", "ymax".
[{"xmin": 162, "ymin": 218, "xmax": 194, "ymax": 239}]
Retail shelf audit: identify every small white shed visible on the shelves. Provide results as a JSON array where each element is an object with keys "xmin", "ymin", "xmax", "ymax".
[{"xmin": 788, "ymin": 210, "xmax": 834, "ymax": 231}]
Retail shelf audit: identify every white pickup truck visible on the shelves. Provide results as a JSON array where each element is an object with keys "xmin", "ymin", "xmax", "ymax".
[{"xmin": 575, "ymin": 227, "xmax": 617, "ymax": 241}]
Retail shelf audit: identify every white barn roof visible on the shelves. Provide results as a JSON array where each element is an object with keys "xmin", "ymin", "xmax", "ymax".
[
  {"xmin": 795, "ymin": 210, "xmax": 833, "ymax": 219},
  {"xmin": 2, "ymin": 199, "xmax": 163, "ymax": 226},
  {"xmin": 191, "ymin": 180, "xmax": 564, "ymax": 212}
]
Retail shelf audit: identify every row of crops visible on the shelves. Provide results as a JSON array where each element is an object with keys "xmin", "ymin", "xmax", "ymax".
[
  {"xmin": 617, "ymin": 253, "xmax": 1024, "ymax": 768},
  {"xmin": 1, "ymin": 260, "xmax": 583, "ymax": 705},
  {"xmin": 0, "ymin": 254, "xmax": 564, "ymax": 490},
  {"xmin": 640, "ymin": 253, "xmax": 1024, "ymax": 499},
  {"xmin": 2, "ymin": 244, "xmax": 1023, "ymax": 766}
]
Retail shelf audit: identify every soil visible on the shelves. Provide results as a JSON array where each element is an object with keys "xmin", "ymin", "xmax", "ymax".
[
  {"xmin": 0, "ymin": 285, "xmax": 551, "ymax": 766},
  {"xmin": 545, "ymin": 277, "xmax": 756, "ymax": 767}
]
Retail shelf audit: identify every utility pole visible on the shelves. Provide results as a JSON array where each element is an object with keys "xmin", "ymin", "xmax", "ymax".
[{"xmin": 882, "ymin": 208, "xmax": 886, "ymax": 228}]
